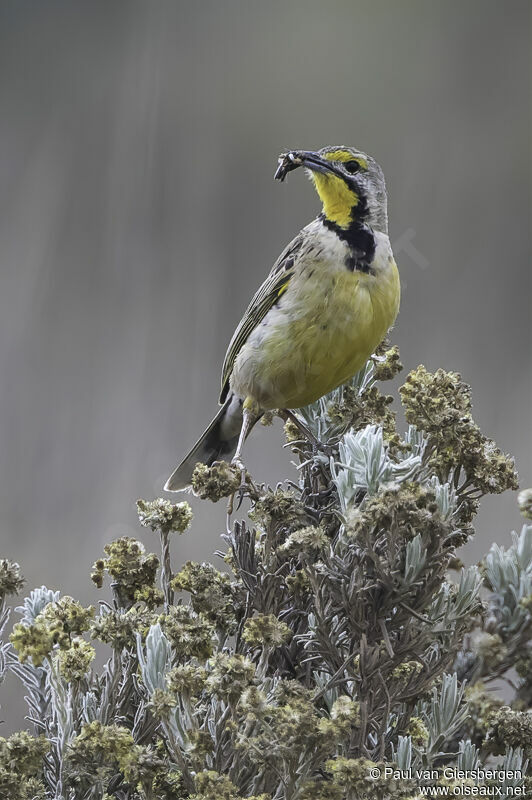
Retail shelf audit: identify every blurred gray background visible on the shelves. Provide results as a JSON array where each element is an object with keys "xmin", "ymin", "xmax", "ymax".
[{"xmin": 0, "ymin": 0, "xmax": 530, "ymax": 729}]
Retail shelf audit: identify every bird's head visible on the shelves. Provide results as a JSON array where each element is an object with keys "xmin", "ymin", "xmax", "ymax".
[{"xmin": 275, "ymin": 145, "xmax": 388, "ymax": 234}]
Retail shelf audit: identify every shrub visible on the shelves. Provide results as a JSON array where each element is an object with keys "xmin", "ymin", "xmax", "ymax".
[{"xmin": 1, "ymin": 346, "xmax": 530, "ymax": 799}]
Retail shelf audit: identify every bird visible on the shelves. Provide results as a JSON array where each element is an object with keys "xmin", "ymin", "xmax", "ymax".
[{"xmin": 165, "ymin": 146, "xmax": 400, "ymax": 491}]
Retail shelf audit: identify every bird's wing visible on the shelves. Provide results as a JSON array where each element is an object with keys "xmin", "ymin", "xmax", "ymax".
[{"xmin": 219, "ymin": 232, "xmax": 304, "ymax": 402}]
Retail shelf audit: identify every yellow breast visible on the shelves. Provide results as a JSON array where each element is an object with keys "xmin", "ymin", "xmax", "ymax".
[{"xmin": 231, "ymin": 248, "xmax": 400, "ymax": 411}]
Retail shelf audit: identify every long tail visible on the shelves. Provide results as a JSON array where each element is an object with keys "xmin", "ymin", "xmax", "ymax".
[{"xmin": 164, "ymin": 394, "xmax": 243, "ymax": 491}]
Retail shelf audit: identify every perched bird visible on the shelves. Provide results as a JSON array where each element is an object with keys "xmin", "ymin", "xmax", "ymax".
[{"xmin": 165, "ymin": 146, "xmax": 400, "ymax": 491}]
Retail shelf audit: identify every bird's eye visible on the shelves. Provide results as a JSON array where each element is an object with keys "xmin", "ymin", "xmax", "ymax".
[{"xmin": 344, "ymin": 160, "xmax": 360, "ymax": 174}]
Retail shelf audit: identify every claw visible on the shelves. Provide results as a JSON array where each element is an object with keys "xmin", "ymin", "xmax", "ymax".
[
  {"xmin": 234, "ymin": 461, "xmax": 249, "ymax": 511},
  {"xmin": 226, "ymin": 457, "xmax": 250, "ymax": 514}
]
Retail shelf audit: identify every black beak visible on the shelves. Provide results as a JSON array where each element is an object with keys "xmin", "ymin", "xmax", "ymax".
[{"xmin": 275, "ymin": 150, "xmax": 344, "ymax": 182}]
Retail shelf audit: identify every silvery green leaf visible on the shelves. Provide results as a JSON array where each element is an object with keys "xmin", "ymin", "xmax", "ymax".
[
  {"xmin": 390, "ymin": 451, "xmax": 423, "ymax": 483},
  {"xmin": 485, "ymin": 546, "xmax": 518, "ymax": 595},
  {"xmin": 428, "ymin": 568, "xmax": 481, "ymax": 628},
  {"xmin": 207, "ymin": 713, "xmax": 217, "ymax": 740},
  {"xmin": 452, "ymin": 567, "xmax": 482, "ymax": 618},
  {"xmin": 312, "ymin": 670, "xmax": 339, "ymax": 709},
  {"xmin": 0, "ymin": 602, "xmax": 10, "ymax": 639},
  {"xmin": 513, "ymin": 525, "xmax": 532, "ymax": 572},
  {"xmin": 457, "ymin": 739, "xmax": 479, "ymax": 772},
  {"xmin": 392, "ymin": 735, "xmax": 412, "ymax": 770},
  {"xmin": 349, "ymin": 358, "xmax": 375, "ymax": 394},
  {"xmin": 405, "ymin": 425, "xmax": 427, "ymax": 459},
  {"xmin": 9, "ymin": 656, "xmax": 46, "ymax": 691},
  {"xmin": 81, "ymin": 690, "xmax": 99, "ymax": 724},
  {"xmin": 419, "ymin": 673, "xmax": 468, "ymax": 759},
  {"xmin": 428, "ymin": 476, "xmax": 457, "ymax": 520},
  {"xmin": 426, "ymin": 582, "xmax": 449, "ymax": 624},
  {"xmin": 484, "ymin": 525, "xmax": 532, "ymax": 634},
  {"xmin": 137, "ymin": 622, "xmax": 172, "ymax": 694},
  {"xmin": 331, "ymin": 424, "xmax": 424, "ymax": 510},
  {"xmin": 496, "ymin": 748, "xmax": 528, "ymax": 792},
  {"xmin": 332, "ymin": 425, "xmax": 390, "ymax": 500},
  {"xmin": 15, "ymin": 586, "xmax": 60, "ymax": 625},
  {"xmin": 0, "ymin": 604, "xmax": 10, "ymax": 683},
  {"xmin": 404, "ymin": 534, "xmax": 427, "ymax": 583},
  {"xmin": 47, "ymin": 656, "xmax": 75, "ymax": 791}
]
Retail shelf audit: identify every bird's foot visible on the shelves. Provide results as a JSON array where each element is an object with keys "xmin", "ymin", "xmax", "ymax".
[
  {"xmin": 231, "ymin": 455, "xmax": 246, "ymax": 473},
  {"xmin": 229, "ymin": 457, "xmax": 249, "ymax": 512}
]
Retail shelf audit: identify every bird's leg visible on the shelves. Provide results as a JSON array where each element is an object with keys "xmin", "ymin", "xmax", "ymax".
[
  {"xmin": 281, "ymin": 409, "xmax": 331, "ymax": 455},
  {"xmin": 230, "ymin": 401, "xmax": 259, "ymax": 508},
  {"xmin": 231, "ymin": 405, "xmax": 257, "ymax": 470}
]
